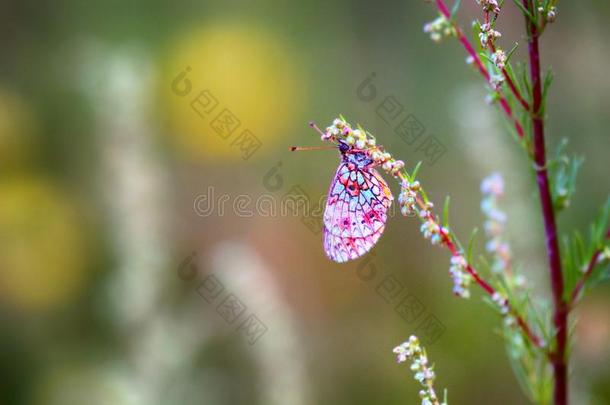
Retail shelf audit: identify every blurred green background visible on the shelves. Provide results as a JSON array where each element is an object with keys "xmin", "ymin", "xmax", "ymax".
[{"xmin": 1, "ymin": 0, "xmax": 609, "ymax": 404}]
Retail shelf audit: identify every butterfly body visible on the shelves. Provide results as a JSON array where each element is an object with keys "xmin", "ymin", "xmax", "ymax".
[{"xmin": 323, "ymin": 142, "xmax": 393, "ymax": 263}]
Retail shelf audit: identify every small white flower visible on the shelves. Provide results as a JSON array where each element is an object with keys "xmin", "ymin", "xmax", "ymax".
[
  {"xmin": 478, "ymin": 23, "xmax": 502, "ymax": 48},
  {"xmin": 492, "ymin": 292, "xmax": 510, "ymax": 314},
  {"xmin": 423, "ymin": 15, "xmax": 455, "ymax": 42},
  {"xmin": 547, "ymin": 6, "xmax": 557, "ymax": 22},
  {"xmin": 449, "ymin": 253, "xmax": 472, "ymax": 298},
  {"xmin": 492, "ymin": 49, "xmax": 507, "ymax": 69},
  {"xmin": 490, "ymin": 73, "xmax": 505, "ymax": 89},
  {"xmin": 476, "ymin": 0, "xmax": 500, "ymax": 13}
]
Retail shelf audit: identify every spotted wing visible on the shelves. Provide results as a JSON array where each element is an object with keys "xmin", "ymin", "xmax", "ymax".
[{"xmin": 323, "ymin": 163, "xmax": 393, "ymax": 263}]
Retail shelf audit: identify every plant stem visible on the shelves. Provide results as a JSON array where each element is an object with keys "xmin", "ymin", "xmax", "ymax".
[{"xmin": 521, "ymin": 3, "xmax": 568, "ymax": 404}]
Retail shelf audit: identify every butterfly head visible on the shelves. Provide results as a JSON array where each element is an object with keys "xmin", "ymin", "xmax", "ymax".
[
  {"xmin": 338, "ymin": 141, "xmax": 350, "ymax": 154},
  {"xmin": 338, "ymin": 142, "xmax": 374, "ymax": 168}
]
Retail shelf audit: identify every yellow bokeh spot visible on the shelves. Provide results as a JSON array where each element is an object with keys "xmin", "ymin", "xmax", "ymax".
[
  {"xmin": 165, "ymin": 21, "xmax": 305, "ymax": 161},
  {"xmin": 0, "ymin": 177, "xmax": 88, "ymax": 312}
]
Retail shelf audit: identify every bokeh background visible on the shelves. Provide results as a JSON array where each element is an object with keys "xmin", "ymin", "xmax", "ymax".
[{"xmin": 1, "ymin": 0, "xmax": 609, "ymax": 404}]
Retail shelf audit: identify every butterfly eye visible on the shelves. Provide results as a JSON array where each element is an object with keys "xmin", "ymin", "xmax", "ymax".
[{"xmin": 338, "ymin": 142, "xmax": 350, "ymax": 153}]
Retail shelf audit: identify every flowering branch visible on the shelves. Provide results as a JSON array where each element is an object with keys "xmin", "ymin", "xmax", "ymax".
[
  {"xmin": 394, "ymin": 336, "xmax": 447, "ymax": 405},
  {"xmin": 421, "ymin": 1, "xmax": 610, "ymax": 403},
  {"xmin": 477, "ymin": 1, "xmax": 531, "ymax": 112},
  {"xmin": 428, "ymin": 0, "xmax": 526, "ymax": 139}
]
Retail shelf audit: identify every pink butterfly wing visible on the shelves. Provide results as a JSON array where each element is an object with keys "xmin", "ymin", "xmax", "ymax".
[{"xmin": 323, "ymin": 163, "xmax": 393, "ymax": 262}]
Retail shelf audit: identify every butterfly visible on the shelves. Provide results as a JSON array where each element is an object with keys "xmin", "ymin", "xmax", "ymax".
[{"xmin": 292, "ymin": 124, "xmax": 393, "ymax": 263}]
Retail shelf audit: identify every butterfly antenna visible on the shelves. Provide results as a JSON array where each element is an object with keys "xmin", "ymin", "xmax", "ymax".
[
  {"xmin": 290, "ymin": 145, "xmax": 336, "ymax": 152},
  {"xmin": 290, "ymin": 121, "xmax": 338, "ymax": 151},
  {"xmin": 308, "ymin": 121, "xmax": 327, "ymax": 138}
]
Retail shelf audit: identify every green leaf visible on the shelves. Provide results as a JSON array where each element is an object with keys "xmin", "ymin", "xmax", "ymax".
[
  {"xmin": 479, "ymin": 52, "xmax": 493, "ymax": 64},
  {"xmin": 592, "ymin": 198, "xmax": 610, "ymax": 246},
  {"xmin": 471, "ymin": 20, "xmax": 484, "ymax": 53},
  {"xmin": 409, "ymin": 161, "xmax": 423, "ymax": 182},
  {"xmin": 542, "ymin": 69, "xmax": 554, "ymax": 101},
  {"xmin": 419, "ymin": 187, "xmax": 430, "ymax": 205},
  {"xmin": 451, "ymin": 0, "xmax": 462, "ymax": 19},
  {"xmin": 506, "ymin": 42, "xmax": 520, "ymax": 62},
  {"xmin": 549, "ymin": 140, "xmax": 583, "ymax": 212},
  {"xmin": 520, "ymin": 63, "xmax": 532, "ymax": 101}
]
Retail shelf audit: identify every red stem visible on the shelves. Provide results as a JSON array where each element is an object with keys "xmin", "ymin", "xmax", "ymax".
[
  {"xmin": 435, "ymin": 0, "xmax": 525, "ymax": 139},
  {"xmin": 521, "ymin": 2, "xmax": 568, "ymax": 404}
]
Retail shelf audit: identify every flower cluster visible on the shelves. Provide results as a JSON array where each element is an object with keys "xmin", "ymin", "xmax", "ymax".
[
  {"xmin": 423, "ymin": 15, "xmax": 455, "ymax": 43},
  {"xmin": 321, "ymin": 118, "xmax": 406, "ymax": 179},
  {"xmin": 478, "ymin": 23, "xmax": 501, "ymax": 48},
  {"xmin": 393, "ymin": 336, "xmax": 447, "ymax": 405},
  {"xmin": 481, "ymin": 173, "xmax": 512, "ymax": 275},
  {"xmin": 491, "ymin": 49, "xmax": 506, "ymax": 69},
  {"xmin": 492, "ymin": 292, "xmax": 510, "ymax": 315},
  {"xmin": 541, "ymin": 6, "xmax": 557, "ymax": 23},
  {"xmin": 489, "ymin": 73, "xmax": 505, "ymax": 91},
  {"xmin": 419, "ymin": 205, "xmax": 446, "ymax": 246},
  {"xmin": 449, "ymin": 254, "xmax": 472, "ymax": 298},
  {"xmin": 399, "ymin": 180, "xmax": 420, "ymax": 217},
  {"xmin": 476, "ymin": 0, "xmax": 501, "ymax": 13}
]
